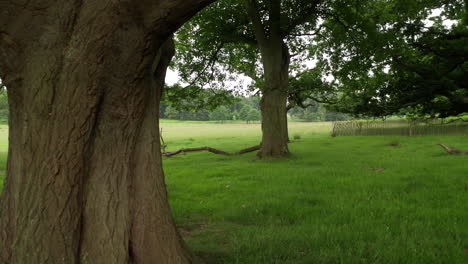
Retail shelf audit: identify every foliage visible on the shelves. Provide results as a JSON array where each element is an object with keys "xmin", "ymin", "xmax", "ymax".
[
  {"xmin": 171, "ymin": 0, "xmax": 463, "ymax": 117},
  {"xmin": 287, "ymin": 66, "xmax": 338, "ymax": 109},
  {"xmin": 208, "ymin": 106, "xmax": 231, "ymax": 121},
  {"xmin": 161, "ymin": 96, "xmax": 262, "ymax": 122},
  {"xmin": 246, "ymin": 108, "xmax": 261, "ymax": 123},
  {"xmin": 239, "ymin": 105, "xmax": 252, "ymax": 121},
  {"xmin": 163, "ymin": 105, "xmax": 211, "ymax": 121},
  {"xmin": 171, "ymin": 0, "xmax": 339, "ymax": 107},
  {"xmin": 288, "ymin": 100, "xmax": 353, "ymax": 121},
  {"xmin": 163, "ymin": 84, "xmax": 238, "ymax": 112},
  {"xmin": 316, "ymin": 0, "xmax": 468, "ymax": 118}
]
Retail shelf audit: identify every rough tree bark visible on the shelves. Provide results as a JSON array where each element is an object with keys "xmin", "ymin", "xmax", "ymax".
[
  {"xmin": 259, "ymin": 43, "xmax": 291, "ymax": 157},
  {"xmin": 246, "ymin": 0, "xmax": 290, "ymax": 158},
  {"xmin": 0, "ymin": 1, "xmax": 213, "ymax": 263}
]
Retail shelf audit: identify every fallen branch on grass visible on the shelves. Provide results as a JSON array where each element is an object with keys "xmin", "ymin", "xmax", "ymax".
[
  {"xmin": 163, "ymin": 145, "xmax": 261, "ymax": 157},
  {"xmin": 236, "ymin": 145, "xmax": 261, "ymax": 155},
  {"xmin": 437, "ymin": 143, "xmax": 468, "ymax": 155}
]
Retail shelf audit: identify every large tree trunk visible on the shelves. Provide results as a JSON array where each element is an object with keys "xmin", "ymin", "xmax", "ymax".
[
  {"xmin": 259, "ymin": 89, "xmax": 289, "ymax": 157},
  {"xmin": 0, "ymin": 1, "xmax": 213, "ymax": 263},
  {"xmin": 245, "ymin": 0, "xmax": 290, "ymax": 158},
  {"xmin": 257, "ymin": 43, "xmax": 290, "ymax": 158}
]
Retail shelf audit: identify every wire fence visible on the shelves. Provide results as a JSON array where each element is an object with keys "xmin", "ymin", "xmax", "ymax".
[{"xmin": 331, "ymin": 119, "xmax": 468, "ymax": 136}]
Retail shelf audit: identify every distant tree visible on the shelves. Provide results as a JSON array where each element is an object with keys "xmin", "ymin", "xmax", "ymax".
[
  {"xmin": 161, "ymin": 95, "xmax": 263, "ymax": 121},
  {"xmin": 324, "ymin": 111, "xmax": 348, "ymax": 121},
  {"xmin": 209, "ymin": 105, "xmax": 231, "ymax": 121},
  {"xmin": 164, "ymin": 106, "xmax": 180, "ymax": 120},
  {"xmin": 289, "ymin": 99, "xmax": 357, "ymax": 121},
  {"xmin": 232, "ymin": 110, "xmax": 240, "ymax": 120},
  {"xmin": 239, "ymin": 105, "xmax": 253, "ymax": 121},
  {"xmin": 164, "ymin": 105, "xmax": 210, "ymax": 121},
  {"xmin": 163, "ymin": 83, "xmax": 238, "ymax": 112},
  {"xmin": 244, "ymin": 96, "xmax": 261, "ymax": 109},
  {"xmin": 246, "ymin": 108, "xmax": 261, "ymax": 123},
  {"xmin": 289, "ymin": 100, "xmax": 320, "ymax": 120},
  {"xmin": 174, "ymin": 0, "xmax": 340, "ymax": 157}
]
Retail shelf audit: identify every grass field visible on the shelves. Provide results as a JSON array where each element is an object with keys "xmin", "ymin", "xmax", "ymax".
[
  {"xmin": 0, "ymin": 120, "xmax": 467, "ymax": 263},
  {"xmin": 0, "ymin": 124, "xmax": 8, "ymax": 191}
]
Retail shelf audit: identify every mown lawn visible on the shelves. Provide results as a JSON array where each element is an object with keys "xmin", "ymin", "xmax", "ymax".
[
  {"xmin": 0, "ymin": 121, "xmax": 467, "ymax": 263},
  {"xmin": 161, "ymin": 121, "xmax": 468, "ymax": 264}
]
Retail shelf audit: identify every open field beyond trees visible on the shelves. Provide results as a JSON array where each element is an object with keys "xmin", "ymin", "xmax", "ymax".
[{"xmin": 0, "ymin": 121, "xmax": 467, "ymax": 263}]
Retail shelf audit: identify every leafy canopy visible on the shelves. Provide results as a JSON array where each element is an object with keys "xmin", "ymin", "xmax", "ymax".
[
  {"xmin": 171, "ymin": 0, "xmax": 339, "ymax": 109},
  {"xmin": 316, "ymin": 0, "xmax": 467, "ymax": 118}
]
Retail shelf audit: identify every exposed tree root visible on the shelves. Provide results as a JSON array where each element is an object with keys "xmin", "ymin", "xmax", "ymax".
[
  {"xmin": 437, "ymin": 143, "xmax": 468, "ymax": 155},
  {"xmin": 163, "ymin": 145, "xmax": 261, "ymax": 157},
  {"xmin": 237, "ymin": 145, "xmax": 261, "ymax": 155}
]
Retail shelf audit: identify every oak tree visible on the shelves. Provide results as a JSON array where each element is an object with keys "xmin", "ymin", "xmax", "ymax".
[
  {"xmin": 173, "ymin": 0, "xmax": 332, "ymax": 157},
  {"xmin": 0, "ymin": 1, "xmax": 213, "ymax": 263}
]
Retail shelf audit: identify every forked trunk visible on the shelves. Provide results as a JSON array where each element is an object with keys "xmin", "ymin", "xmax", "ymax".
[{"xmin": 0, "ymin": 1, "xmax": 213, "ymax": 263}]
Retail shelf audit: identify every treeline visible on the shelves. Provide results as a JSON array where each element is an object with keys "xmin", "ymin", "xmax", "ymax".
[
  {"xmin": 289, "ymin": 100, "xmax": 355, "ymax": 122},
  {"xmin": 160, "ymin": 96, "xmax": 261, "ymax": 122},
  {"xmin": 160, "ymin": 96, "xmax": 354, "ymax": 122},
  {"xmin": 0, "ymin": 88, "xmax": 353, "ymax": 123}
]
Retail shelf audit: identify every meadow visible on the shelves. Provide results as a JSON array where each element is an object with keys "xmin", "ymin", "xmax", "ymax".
[{"xmin": 1, "ymin": 120, "xmax": 467, "ymax": 263}]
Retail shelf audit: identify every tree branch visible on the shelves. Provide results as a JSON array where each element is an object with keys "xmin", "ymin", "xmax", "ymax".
[
  {"xmin": 144, "ymin": 0, "xmax": 217, "ymax": 39},
  {"xmin": 268, "ymin": 0, "xmax": 282, "ymax": 41},
  {"xmin": 304, "ymin": 95, "xmax": 337, "ymax": 104},
  {"xmin": 283, "ymin": 0, "xmax": 322, "ymax": 37},
  {"xmin": 319, "ymin": 10, "xmax": 360, "ymax": 44},
  {"xmin": 288, "ymin": 23, "xmax": 326, "ymax": 39},
  {"xmin": 245, "ymin": 0, "xmax": 268, "ymax": 46},
  {"xmin": 163, "ymin": 140, "xmax": 301, "ymax": 157},
  {"xmin": 162, "ymin": 145, "xmax": 261, "ymax": 157},
  {"xmin": 184, "ymin": 41, "xmax": 225, "ymax": 89},
  {"xmin": 219, "ymin": 34, "xmax": 259, "ymax": 47}
]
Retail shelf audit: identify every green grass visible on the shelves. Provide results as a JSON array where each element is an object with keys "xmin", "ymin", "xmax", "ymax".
[
  {"xmin": 0, "ymin": 124, "xmax": 8, "ymax": 152},
  {"xmin": 160, "ymin": 120, "xmax": 331, "ymax": 149},
  {"xmin": 162, "ymin": 121, "xmax": 468, "ymax": 264},
  {"xmin": 0, "ymin": 124, "xmax": 7, "ymax": 191},
  {"xmin": 0, "ymin": 121, "xmax": 467, "ymax": 263}
]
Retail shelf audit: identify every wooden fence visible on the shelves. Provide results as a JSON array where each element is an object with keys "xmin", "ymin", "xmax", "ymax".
[{"xmin": 331, "ymin": 120, "xmax": 468, "ymax": 136}]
